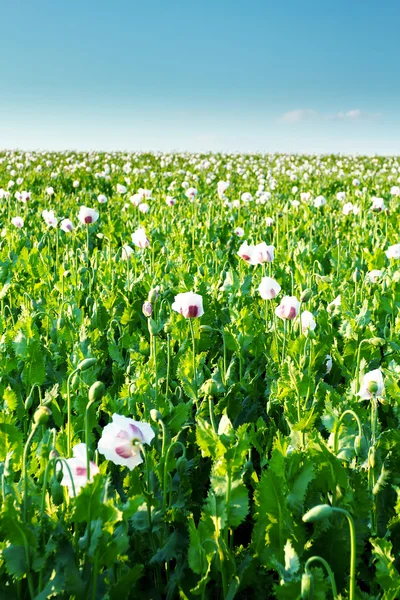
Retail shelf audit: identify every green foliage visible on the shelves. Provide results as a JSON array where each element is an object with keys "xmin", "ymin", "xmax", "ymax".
[{"xmin": 0, "ymin": 150, "xmax": 400, "ymax": 599}]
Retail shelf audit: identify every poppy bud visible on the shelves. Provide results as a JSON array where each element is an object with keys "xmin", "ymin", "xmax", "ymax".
[
  {"xmin": 88, "ymin": 381, "xmax": 105, "ymax": 403},
  {"xmin": 148, "ymin": 287, "xmax": 159, "ymax": 303},
  {"xmin": 25, "ymin": 392, "xmax": 34, "ymax": 411},
  {"xmin": 49, "ymin": 327, "xmax": 57, "ymax": 343},
  {"xmin": 63, "ymin": 270, "xmax": 71, "ymax": 278},
  {"xmin": 50, "ymin": 449, "xmax": 60, "ymax": 461},
  {"xmin": 51, "ymin": 480, "xmax": 64, "ymax": 505},
  {"xmin": 57, "ymin": 317, "xmax": 65, "ymax": 329},
  {"xmin": 301, "ymin": 572, "xmax": 314, "ymax": 600},
  {"xmin": 354, "ymin": 435, "xmax": 362, "ymax": 456},
  {"xmin": 55, "ymin": 464, "xmax": 63, "ymax": 481},
  {"xmin": 142, "ymin": 301, "xmax": 153, "ymax": 317},
  {"xmin": 368, "ymin": 448, "xmax": 375, "ymax": 469},
  {"xmin": 368, "ymin": 337, "xmax": 385, "ymax": 346},
  {"xmin": 71, "ymin": 373, "xmax": 80, "ymax": 390},
  {"xmin": 303, "ymin": 504, "xmax": 334, "ymax": 522},
  {"xmin": 77, "ymin": 358, "xmax": 97, "ymax": 371},
  {"xmin": 150, "ymin": 409, "xmax": 162, "ymax": 422},
  {"xmin": 300, "ymin": 288, "xmax": 313, "ymax": 303},
  {"xmin": 176, "ymin": 456, "xmax": 188, "ymax": 474},
  {"xmin": 33, "ymin": 406, "xmax": 51, "ymax": 425},
  {"xmin": 199, "ymin": 325, "xmax": 214, "ymax": 333},
  {"xmin": 148, "ymin": 318, "xmax": 159, "ymax": 336},
  {"xmin": 85, "ymin": 296, "xmax": 93, "ymax": 308}
]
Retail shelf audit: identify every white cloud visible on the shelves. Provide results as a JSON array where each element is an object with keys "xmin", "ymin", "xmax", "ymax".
[
  {"xmin": 279, "ymin": 108, "xmax": 381, "ymax": 124},
  {"xmin": 280, "ymin": 109, "xmax": 318, "ymax": 123}
]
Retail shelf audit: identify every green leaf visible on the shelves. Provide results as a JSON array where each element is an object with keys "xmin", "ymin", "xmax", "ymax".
[
  {"xmin": 109, "ymin": 565, "xmax": 144, "ymax": 600},
  {"xmin": 370, "ymin": 537, "xmax": 400, "ymax": 595},
  {"xmin": 2, "ymin": 545, "xmax": 27, "ymax": 579}
]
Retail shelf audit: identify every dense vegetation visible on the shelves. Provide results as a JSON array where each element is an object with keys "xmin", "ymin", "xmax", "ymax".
[{"xmin": 1, "ymin": 150, "xmax": 400, "ymax": 599}]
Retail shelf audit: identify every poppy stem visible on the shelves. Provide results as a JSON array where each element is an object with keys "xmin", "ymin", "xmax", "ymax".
[
  {"xmin": 189, "ymin": 319, "xmax": 197, "ymax": 401},
  {"xmin": 281, "ymin": 320, "xmax": 287, "ymax": 364}
]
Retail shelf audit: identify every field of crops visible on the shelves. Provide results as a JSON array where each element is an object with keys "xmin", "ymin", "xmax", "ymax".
[{"xmin": 1, "ymin": 150, "xmax": 400, "ymax": 599}]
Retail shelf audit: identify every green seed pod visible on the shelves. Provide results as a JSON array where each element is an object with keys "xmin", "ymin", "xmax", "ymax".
[
  {"xmin": 88, "ymin": 381, "xmax": 105, "ymax": 403},
  {"xmin": 176, "ymin": 456, "xmax": 188, "ymax": 474},
  {"xmin": 71, "ymin": 372, "xmax": 80, "ymax": 390},
  {"xmin": 367, "ymin": 380, "xmax": 379, "ymax": 395},
  {"xmin": 202, "ymin": 379, "xmax": 218, "ymax": 396},
  {"xmin": 301, "ymin": 572, "xmax": 314, "ymax": 600},
  {"xmin": 51, "ymin": 480, "xmax": 64, "ymax": 506},
  {"xmin": 77, "ymin": 357, "xmax": 97, "ymax": 371},
  {"xmin": 33, "ymin": 406, "xmax": 51, "ymax": 426},
  {"xmin": 148, "ymin": 318, "xmax": 159, "ymax": 336},
  {"xmin": 354, "ymin": 435, "xmax": 363, "ymax": 456}
]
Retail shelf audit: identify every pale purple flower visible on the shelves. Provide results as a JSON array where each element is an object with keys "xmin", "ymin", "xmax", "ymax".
[{"xmin": 97, "ymin": 414, "xmax": 154, "ymax": 470}]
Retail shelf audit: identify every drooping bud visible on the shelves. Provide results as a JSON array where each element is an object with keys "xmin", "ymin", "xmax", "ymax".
[
  {"xmin": 49, "ymin": 449, "xmax": 59, "ymax": 460},
  {"xmin": 88, "ymin": 381, "xmax": 105, "ymax": 403},
  {"xmin": 368, "ymin": 337, "xmax": 385, "ymax": 347},
  {"xmin": 77, "ymin": 358, "xmax": 97, "ymax": 371},
  {"xmin": 150, "ymin": 409, "xmax": 162, "ymax": 422},
  {"xmin": 51, "ymin": 480, "xmax": 64, "ymax": 505},
  {"xmin": 303, "ymin": 504, "xmax": 334, "ymax": 522},
  {"xmin": 148, "ymin": 287, "xmax": 160, "ymax": 303},
  {"xmin": 25, "ymin": 392, "xmax": 34, "ymax": 411},
  {"xmin": 368, "ymin": 448, "xmax": 376, "ymax": 469},
  {"xmin": 199, "ymin": 325, "xmax": 214, "ymax": 333},
  {"xmin": 301, "ymin": 572, "xmax": 314, "ymax": 600},
  {"xmin": 176, "ymin": 456, "xmax": 188, "ymax": 474},
  {"xmin": 354, "ymin": 435, "xmax": 362, "ymax": 456},
  {"xmin": 71, "ymin": 373, "xmax": 80, "ymax": 390},
  {"xmin": 300, "ymin": 288, "xmax": 313, "ymax": 303}
]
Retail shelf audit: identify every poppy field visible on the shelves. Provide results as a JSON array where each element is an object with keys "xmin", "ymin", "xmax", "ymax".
[{"xmin": 1, "ymin": 150, "xmax": 400, "ymax": 599}]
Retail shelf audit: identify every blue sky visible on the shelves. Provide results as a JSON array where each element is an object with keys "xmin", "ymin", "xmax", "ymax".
[{"xmin": 1, "ymin": 0, "xmax": 399, "ymax": 154}]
